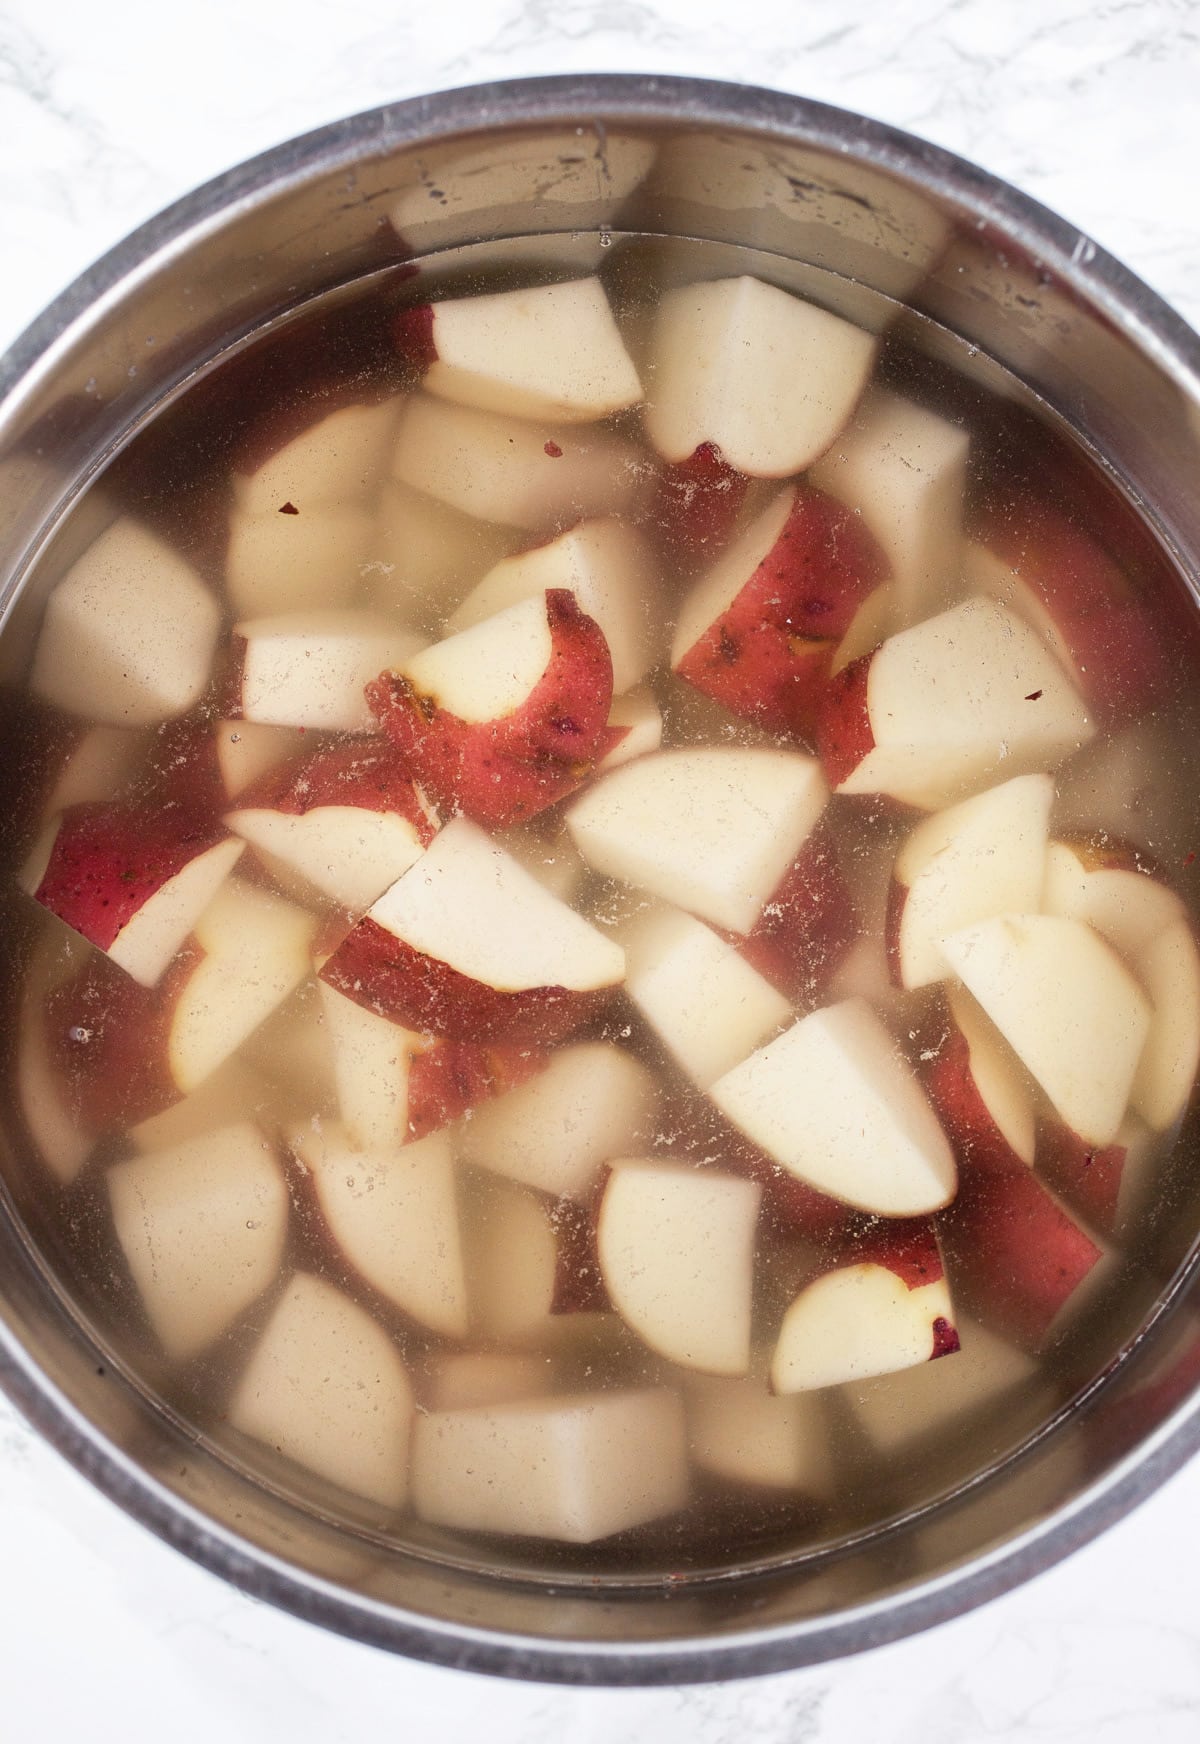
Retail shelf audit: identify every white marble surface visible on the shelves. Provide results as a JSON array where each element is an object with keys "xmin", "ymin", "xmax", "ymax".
[{"xmin": 2, "ymin": 1, "xmax": 1200, "ymax": 1737}]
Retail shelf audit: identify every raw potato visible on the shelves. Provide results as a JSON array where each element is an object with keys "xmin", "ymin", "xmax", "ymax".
[
  {"xmin": 426, "ymin": 1351, "xmax": 552, "ymax": 1411},
  {"xmin": 459, "ymin": 1043, "xmax": 658, "ymax": 1200},
  {"xmin": 418, "ymin": 278, "xmax": 644, "ymax": 423},
  {"xmin": 168, "ymin": 879, "xmax": 318, "ymax": 1095},
  {"xmin": 888, "ymin": 774, "xmax": 1054, "ymax": 989},
  {"xmin": 320, "ymin": 815, "xmax": 626, "ymax": 1044},
  {"xmin": 643, "ymin": 276, "xmax": 876, "ymax": 476},
  {"xmin": 233, "ymin": 609, "xmax": 427, "ymax": 733},
  {"xmin": 567, "ymin": 746, "xmax": 829, "ymax": 936},
  {"xmin": 710, "ymin": 999, "xmax": 957, "ymax": 1216},
  {"xmin": 318, "ymin": 982, "xmax": 417, "ymax": 1152},
  {"xmin": 291, "ymin": 1122, "xmax": 468, "ymax": 1338},
  {"xmin": 446, "ymin": 517, "xmax": 659, "ymax": 694},
  {"xmin": 31, "ymin": 519, "xmax": 222, "ymax": 726},
  {"xmin": 1130, "ymin": 920, "xmax": 1200, "ymax": 1131},
  {"xmin": 232, "ymin": 398, "xmax": 401, "ymax": 515},
  {"xmin": 846, "ymin": 1316, "xmax": 1041, "ymax": 1454},
  {"xmin": 685, "ymin": 1374, "xmax": 836, "ymax": 1493},
  {"xmin": 617, "ymin": 905, "xmax": 792, "ymax": 1089},
  {"xmin": 810, "ymin": 387, "xmax": 970, "ymax": 628},
  {"xmin": 224, "ymin": 502, "xmax": 374, "ymax": 616},
  {"xmin": 771, "ymin": 1254, "xmax": 957, "ymax": 1393},
  {"xmin": 463, "ymin": 1175, "xmax": 558, "ymax": 1341},
  {"xmin": 411, "ymin": 1389, "xmax": 689, "ymax": 1541},
  {"xmin": 229, "ymin": 1272, "xmax": 413, "ymax": 1510},
  {"xmin": 598, "ymin": 1160, "xmax": 762, "ymax": 1375},
  {"xmin": 107, "ymin": 1123, "xmax": 288, "ymax": 1359},
  {"xmin": 823, "ymin": 597, "xmax": 1095, "ymax": 809},
  {"xmin": 391, "ymin": 396, "xmax": 649, "ymax": 532},
  {"xmin": 940, "ymin": 913, "xmax": 1152, "ymax": 1148}
]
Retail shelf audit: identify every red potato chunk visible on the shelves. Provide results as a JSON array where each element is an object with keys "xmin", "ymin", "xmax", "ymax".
[
  {"xmin": 368, "ymin": 589, "xmax": 615, "ymax": 829},
  {"xmin": 671, "ymin": 483, "xmax": 889, "ymax": 740}
]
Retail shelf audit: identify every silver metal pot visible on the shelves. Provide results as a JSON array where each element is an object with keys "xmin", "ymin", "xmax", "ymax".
[{"xmin": 1, "ymin": 73, "xmax": 1199, "ymax": 1685}]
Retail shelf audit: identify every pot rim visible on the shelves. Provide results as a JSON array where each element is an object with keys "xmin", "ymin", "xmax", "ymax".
[{"xmin": 2, "ymin": 70, "xmax": 1199, "ymax": 1685}]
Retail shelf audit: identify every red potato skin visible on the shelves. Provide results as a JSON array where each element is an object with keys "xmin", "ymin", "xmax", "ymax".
[
  {"xmin": 44, "ymin": 950, "xmax": 195, "ymax": 1131},
  {"xmin": 937, "ymin": 1161, "xmax": 1104, "ymax": 1350},
  {"xmin": 319, "ymin": 917, "xmax": 619, "ymax": 1046},
  {"xmin": 733, "ymin": 822, "xmax": 856, "ymax": 1002},
  {"xmin": 231, "ymin": 739, "xmax": 438, "ymax": 840},
  {"xmin": 391, "ymin": 303, "xmax": 437, "ymax": 373},
  {"xmin": 33, "ymin": 803, "xmax": 233, "ymax": 957},
  {"xmin": 974, "ymin": 494, "xmax": 1168, "ymax": 723},
  {"xmin": 405, "ymin": 1035, "xmax": 548, "ymax": 1143},
  {"xmin": 367, "ymin": 588, "xmax": 615, "ymax": 828},
  {"xmin": 651, "ymin": 442, "xmax": 749, "ymax": 566},
  {"xmin": 1037, "ymin": 1120, "xmax": 1129, "ymax": 1236},
  {"xmin": 816, "ymin": 652, "xmax": 875, "ymax": 788},
  {"xmin": 923, "ymin": 1023, "xmax": 1030, "ymax": 1174},
  {"xmin": 674, "ymin": 484, "xmax": 889, "ymax": 740}
]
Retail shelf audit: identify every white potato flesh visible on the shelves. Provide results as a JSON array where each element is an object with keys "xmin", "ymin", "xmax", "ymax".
[
  {"xmin": 598, "ymin": 1160, "xmax": 761, "ymax": 1375},
  {"xmin": 771, "ymin": 1263, "xmax": 956, "ymax": 1393},
  {"xmin": 225, "ymin": 502, "xmax": 374, "ymax": 616},
  {"xmin": 710, "ymin": 998, "xmax": 957, "ymax": 1216},
  {"xmin": 846, "ymin": 1316, "xmax": 1040, "ymax": 1454},
  {"xmin": 229, "ymin": 1272, "xmax": 413, "ymax": 1510},
  {"xmin": 426, "ymin": 1351, "xmax": 552, "ymax": 1411},
  {"xmin": 810, "ymin": 388, "xmax": 970, "ymax": 628},
  {"xmin": 108, "ymin": 1123, "xmax": 287, "ymax": 1360},
  {"xmin": 459, "ymin": 1043, "xmax": 658, "ymax": 1201},
  {"xmin": 167, "ymin": 879, "xmax": 317, "ymax": 1095},
  {"xmin": 643, "ymin": 277, "xmax": 875, "ymax": 476},
  {"xmin": 447, "ymin": 517, "xmax": 658, "ymax": 694},
  {"xmin": 464, "ymin": 1176, "xmax": 559, "ymax": 1342},
  {"xmin": 234, "ymin": 610, "xmax": 427, "ymax": 733},
  {"xmin": 411, "ymin": 1388, "xmax": 689, "ymax": 1542},
  {"xmin": 567, "ymin": 746, "xmax": 828, "ymax": 936},
  {"xmin": 42, "ymin": 725, "xmax": 142, "ymax": 819},
  {"xmin": 1130, "ymin": 920, "xmax": 1200, "ymax": 1131},
  {"xmin": 107, "ymin": 837, "xmax": 246, "ymax": 989},
  {"xmin": 233, "ymin": 398, "xmax": 401, "ymax": 515},
  {"xmin": 391, "ymin": 397, "xmax": 649, "ymax": 532},
  {"xmin": 670, "ymin": 485, "xmax": 794, "ymax": 664},
  {"xmin": 941, "ymin": 914, "xmax": 1152, "ymax": 1148},
  {"xmin": 369, "ymin": 478, "xmax": 518, "ymax": 625},
  {"xmin": 946, "ymin": 986, "xmax": 1037, "ymax": 1167},
  {"xmin": 599, "ymin": 685, "xmax": 664, "ymax": 772},
  {"xmin": 1042, "ymin": 840, "xmax": 1186, "ymax": 961},
  {"xmin": 368, "ymin": 816, "xmax": 625, "ymax": 996},
  {"xmin": 317, "ymin": 982, "xmax": 417, "ymax": 1152},
  {"xmin": 128, "ymin": 1057, "xmax": 274, "ymax": 1154},
  {"xmin": 617, "ymin": 905, "xmax": 791, "ymax": 1089},
  {"xmin": 224, "ymin": 804, "xmax": 428, "ymax": 913},
  {"xmin": 396, "ymin": 594, "xmax": 553, "ymax": 723},
  {"xmin": 215, "ymin": 720, "xmax": 309, "ymax": 801},
  {"xmin": 424, "ymin": 278, "xmax": 643, "ymax": 423},
  {"xmin": 291, "ymin": 1122, "xmax": 467, "ymax": 1338},
  {"xmin": 31, "ymin": 519, "xmax": 221, "ymax": 726},
  {"xmin": 892, "ymin": 773, "xmax": 1054, "ymax": 989},
  {"xmin": 840, "ymin": 598, "xmax": 1094, "ymax": 809},
  {"xmin": 685, "ymin": 1374, "xmax": 835, "ymax": 1493}
]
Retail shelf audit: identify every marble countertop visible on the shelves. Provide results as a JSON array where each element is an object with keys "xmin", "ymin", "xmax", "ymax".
[{"xmin": 2, "ymin": 2, "xmax": 1200, "ymax": 1738}]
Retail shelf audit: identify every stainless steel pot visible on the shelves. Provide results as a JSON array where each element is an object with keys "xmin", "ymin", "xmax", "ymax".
[{"xmin": 2, "ymin": 73, "xmax": 1200, "ymax": 1685}]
